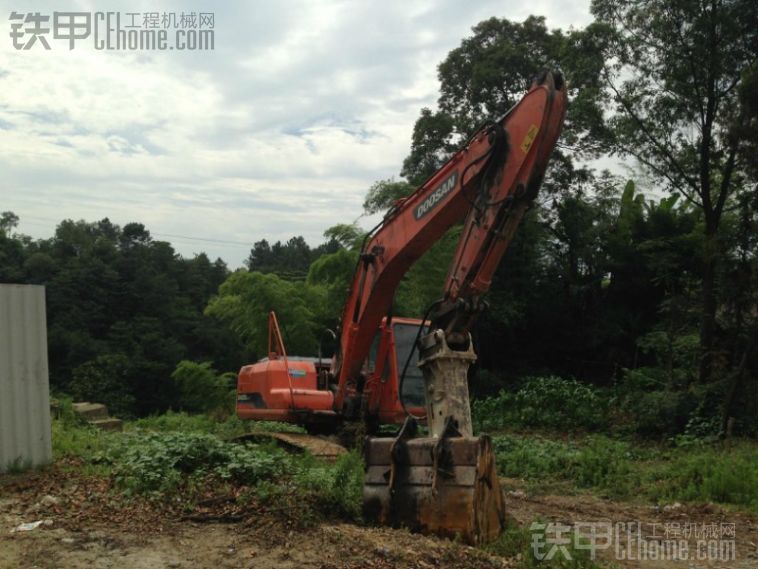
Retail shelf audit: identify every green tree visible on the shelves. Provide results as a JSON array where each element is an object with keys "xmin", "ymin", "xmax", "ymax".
[
  {"xmin": 206, "ymin": 271, "xmax": 322, "ymax": 357},
  {"xmin": 591, "ymin": 0, "xmax": 758, "ymax": 383},
  {"xmin": 307, "ymin": 247, "xmax": 358, "ymax": 321},
  {"xmin": 401, "ymin": 16, "xmax": 607, "ymax": 186},
  {"xmin": 362, "ymin": 179, "xmax": 415, "ymax": 215},
  {"xmin": 171, "ymin": 360, "xmax": 230, "ymax": 413},
  {"xmin": 0, "ymin": 211, "xmax": 25, "ymax": 282},
  {"xmin": 0, "ymin": 211, "xmax": 19, "ymax": 236},
  {"xmin": 322, "ymin": 223, "xmax": 365, "ymax": 250}
]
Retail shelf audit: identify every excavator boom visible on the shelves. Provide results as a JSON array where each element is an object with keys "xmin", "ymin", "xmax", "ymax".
[
  {"xmin": 356, "ymin": 70, "xmax": 567, "ymax": 544},
  {"xmin": 333, "ymin": 71, "xmax": 566, "ymax": 413}
]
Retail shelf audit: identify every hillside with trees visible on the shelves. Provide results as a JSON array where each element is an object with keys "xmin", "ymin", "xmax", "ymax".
[{"xmin": 1, "ymin": 4, "xmax": 756, "ymax": 438}]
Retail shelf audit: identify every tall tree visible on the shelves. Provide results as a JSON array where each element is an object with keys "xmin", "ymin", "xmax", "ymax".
[
  {"xmin": 591, "ymin": 0, "xmax": 758, "ymax": 382},
  {"xmin": 401, "ymin": 16, "xmax": 607, "ymax": 186}
]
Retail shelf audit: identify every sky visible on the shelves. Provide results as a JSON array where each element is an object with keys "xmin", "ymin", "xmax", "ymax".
[{"xmin": 0, "ymin": 0, "xmax": 594, "ymax": 267}]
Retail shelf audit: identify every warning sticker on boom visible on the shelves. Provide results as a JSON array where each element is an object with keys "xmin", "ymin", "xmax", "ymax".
[
  {"xmin": 520, "ymin": 124, "xmax": 539, "ymax": 153},
  {"xmin": 414, "ymin": 171, "xmax": 458, "ymax": 220}
]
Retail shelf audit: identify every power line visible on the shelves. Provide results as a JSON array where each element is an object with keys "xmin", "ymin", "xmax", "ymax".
[
  {"xmin": 151, "ymin": 232, "xmax": 251, "ymax": 247},
  {"xmin": 18, "ymin": 214, "xmax": 253, "ymax": 248}
]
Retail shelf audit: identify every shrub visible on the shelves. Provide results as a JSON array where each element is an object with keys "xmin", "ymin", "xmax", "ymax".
[
  {"xmin": 473, "ymin": 376, "xmax": 607, "ymax": 432},
  {"xmin": 171, "ymin": 361, "xmax": 231, "ymax": 413},
  {"xmin": 620, "ymin": 388, "xmax": 698, "ymax": 438},
  {"xmin": 68, "ymin": 354, "xmax": 137, "ymax": 418}
]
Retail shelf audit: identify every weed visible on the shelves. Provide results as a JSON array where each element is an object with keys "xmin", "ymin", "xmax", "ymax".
[
  {"xmin": 293, "ymin": 450, "xmax": 364, "ymax": 520},
  {"xmin": 650, "ymin": 444, "xmax": 758, "ymax": 510},
  {"xmin": 98, "ymin": 431, "xmax": 292, "ymax": 496},
  {"xmin": 492, "ymin": 433, "xmax": 758, "ymax": 511},
  {"xmin": 128, "ymin": 411, "xmax": 305, "ymax": 438},
  {"xmin": 52, "ymin": 419, "xmax": 109, "ymax": 459},
  {"xmin": 484, "ymin": 519, "xmax": 608, "ymax": 569}
]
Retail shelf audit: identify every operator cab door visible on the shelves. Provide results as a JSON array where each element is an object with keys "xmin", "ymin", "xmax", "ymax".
[
  {"xmin": 391, "ymin": 321, "xmax": 426, "ymax": 409},
  {"xmin": 367, "ymin": 319, "xmax": 427, "ymax": 424}
]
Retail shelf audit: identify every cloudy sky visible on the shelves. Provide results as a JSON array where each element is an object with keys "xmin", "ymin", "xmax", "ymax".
[{"xmin": 0, "ymin": 0, "xmax": 593, "ymax": 266}]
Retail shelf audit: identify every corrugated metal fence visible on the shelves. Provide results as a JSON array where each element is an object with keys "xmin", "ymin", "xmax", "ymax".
[{"xmin": 0, "ymin": 284, "xmax": 52, "ymax": 472}]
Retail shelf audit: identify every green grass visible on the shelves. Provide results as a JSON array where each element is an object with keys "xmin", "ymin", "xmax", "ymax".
[
  {"xmin": 491, "ymin": 433, "xmax": 758, "ymax": 511},
  {"xmin": 128, "ymin": 410, "xmax": 306, "ymax": 438},
  {"xmin": 649, "ymin": 443, "xmax": 758, "ymax": 508},
  {"xmin": 52, "ymin": 420, "xmax": 105, "ymax": 457},
  {"xmin": 49, "ymin": 406, "xmax": 757, "ymax": 541}
]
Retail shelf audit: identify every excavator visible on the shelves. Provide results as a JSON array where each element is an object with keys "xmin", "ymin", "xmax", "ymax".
[{"xmin": 236, "ymin": 69, "xmax": 568, "ymax": 544}]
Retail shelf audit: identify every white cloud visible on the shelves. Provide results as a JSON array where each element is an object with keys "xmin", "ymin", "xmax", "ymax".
[{"xmin": 0, "ymin": 0, "xmax": 593, "ymax": 266}]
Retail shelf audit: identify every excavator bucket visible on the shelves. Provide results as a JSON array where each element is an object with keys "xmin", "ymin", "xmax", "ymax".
[
  {"xmin": 363, "ymin": 430, "xmax": 505, "ymax": 544},
  {"xmin": 363, "ymin": 330, "xmax": 505, "ymax": 544}
]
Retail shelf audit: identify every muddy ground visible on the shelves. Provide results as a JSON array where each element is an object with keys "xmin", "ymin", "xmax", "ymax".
[{"xmin": 1, "ymin": 468, "xmax": 757, "ymax": 569}]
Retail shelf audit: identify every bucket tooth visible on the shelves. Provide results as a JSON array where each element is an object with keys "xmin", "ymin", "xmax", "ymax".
[{"xmin": 363, "ymin": 427, "xmax": 505, "ymax": 544}]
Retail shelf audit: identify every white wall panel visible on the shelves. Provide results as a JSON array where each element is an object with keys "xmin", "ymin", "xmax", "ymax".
[{"xmin": 0, "ymin": 284, "xmax": 52, "ymax": 472}]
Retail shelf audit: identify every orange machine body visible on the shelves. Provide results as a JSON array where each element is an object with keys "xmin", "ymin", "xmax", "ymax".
[
  {"xmin": 236, "ymin": 313, "xmax": 426, "ymax": 427},
  {"xmin": 236, "ymin": 357, "xmax": 333, "ymax": 421}
]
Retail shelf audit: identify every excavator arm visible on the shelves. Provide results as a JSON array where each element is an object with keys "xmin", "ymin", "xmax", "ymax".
[
  {"xmin": 349, "ymin": 70, "xmax": 567, "ymax": 545},
  {"xmin": 333, "ymin": 70, "xmax": 567, "ymax": 413}
]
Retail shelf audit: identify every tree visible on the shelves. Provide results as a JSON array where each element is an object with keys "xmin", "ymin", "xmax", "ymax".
[
  {"xmin": 362, "ymin": 179, "xmax": 416, "ymax": 215},
  {"xmin": 307, "ymin": 247, "xmax": 359, "ymax": 324},
  {"xmin": 401, "ymin": 16, "xmax": 607, "ymax": 186},
  {"xmin": 0, "ymin": 212, "xmax": 25, "ymax": 282},
  {"xmin": 591, "ymin": 0, "xmax": 758, "ymax": 382},
  {"xmin": 0, "ymin": 211, "xmax": 19, "ymax": 236},
  {"xmin": 68, "ymin": 354, "xmax": 137, "ymax": 418},
  {"xmin": 245, "ymin": 235, "xmax": 320, "ymax": 280},
  {"xmin": 205, "ymin": 271, "xmax": 322, "ymax": 357},
  {"xmin": 171, "ymin": 360, "xmax": 230, "ymax": 413},
  {"xmin": 322, "ymin": 223, "xmax": 365, "ymax": 250},
  {"xmin": 401, "ymin": 110, "xmax": 457, "ymax": 185}
]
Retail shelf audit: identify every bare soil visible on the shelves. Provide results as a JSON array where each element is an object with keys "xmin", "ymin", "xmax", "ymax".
[{"xmin": 1, "ymin": 468, "xmax": 757, "ymax": 569}]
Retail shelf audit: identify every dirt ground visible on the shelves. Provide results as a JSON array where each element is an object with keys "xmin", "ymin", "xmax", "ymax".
[
  {"xmin": 505, "ymin": 484, "xmax": 758, "ymax": 569},
  {"xmin": 1, "ymin": 469, "xmax": 757, "ymax": 569}
]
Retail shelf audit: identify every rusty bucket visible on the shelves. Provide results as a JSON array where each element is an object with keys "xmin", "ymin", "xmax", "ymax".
[{"xmin": 362, "ymin": 422, "xmax": 505, "ymax": 544}]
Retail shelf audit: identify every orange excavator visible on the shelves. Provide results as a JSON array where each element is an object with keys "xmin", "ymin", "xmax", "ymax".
[{"xmin": 237, "ymin": 70, "xmax": 568, "ymax": 544}]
